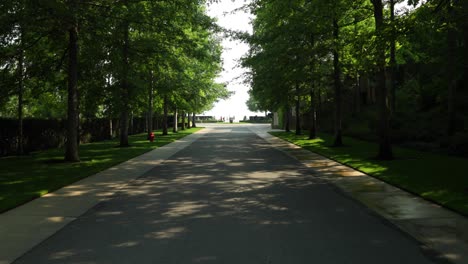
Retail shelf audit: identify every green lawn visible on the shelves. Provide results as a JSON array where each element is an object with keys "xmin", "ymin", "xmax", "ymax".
[
  {"xmin": 270, "ymin": 131, "xmax": 468, "ymax": 216},
  {"xmin": 0, "ymin": 128, "xmax": 202, "ymax": 213}
]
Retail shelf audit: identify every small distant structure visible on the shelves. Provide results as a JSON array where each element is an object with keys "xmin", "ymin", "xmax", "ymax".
[
  {"xmin": 195, "ymin": 115, "xmax": 216, "ymax": 123},
  {"xmin": 272, "ymin": 112, "xmax": 280, "ymax": 128}
]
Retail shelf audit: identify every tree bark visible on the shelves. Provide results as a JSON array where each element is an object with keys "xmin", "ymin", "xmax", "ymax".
[
  {"xmin": 17, "ymin": 32, "xmax": 24, "ymax": 155},
  {"xmin": 192, "ymin": 112, "xmax": 197, "ymax": 128},
  {"xmin": 354, "ymin": 73, "xmax": 361, "ymax": 114},
  {"xmin": 173, "ymin": 106, "xmax": 178, "ymax": 133},
  {"xmin": 147, "ymin": 70, "xmax": 154, "ymax": 139},
  {"xmin": 285, "ymin": 103, "xmax": 291, "ymax": 132},
  {"xmin": 119, "ymin": 2, "xmax": 130, "ymax": 147},
  {"xmin": 309, "ymin": 80, "xmax": 317, "ymax": 139},
  {"xmin": 464, "ymin": 0, "xmax": 468, "ymax": 92},
  {"xmin": 353, "ymin": 17, "xmax": 361, "ymax": 115},
  {"xmin": 106, "ymin": 77, "xmax": 113, "ymax": 139},
  {"xmin": 65, "ymin": 18, "xmax": 80, "ymax": 162},
  {"xmin": 447, "ymin": 0, "xmax": 457, "ymax": 136},
  {"xmin": 181, "ymin": 111, "xmax": 186, "ymax": 130},
  {"xmin": 371, "ymin": 0, "xmax": 393, "ymax": 159},
  {"xmin": 119, "ymin": 110, "xmax": 129, "ymax": 145},
  {"xmin": 109, "ymin": 118, "xmax": 113, "ymax": 138},
  {"xmin": 389, "ymin": 0, "xmax": 397, "ymax": 112},
  {"xmin": 163, "ymin": 95, "xmax": 168, "ymax": 135},
  {"xmin": 295, "ymin": 83, "xmax": 301, "ymax": 135},
  {"xmin": 333, "ymin": 18, "xmax": 343, "ymax": 147},
  {"xmin": 465, "ymin": 20, "xmax": 468, "ymax": 92},
  {"xmin": 129, "ymin": 111, "xmax": 134, "ymax": 135}
]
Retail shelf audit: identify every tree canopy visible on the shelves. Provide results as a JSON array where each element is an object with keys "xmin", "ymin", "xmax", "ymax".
[
  {"xmin": 242, "ymin": 0, "xmax": 468, "ymax": 158},
  {"xmin": 0, "ymin": 0, "xmax": 229, "ymax": 159}
]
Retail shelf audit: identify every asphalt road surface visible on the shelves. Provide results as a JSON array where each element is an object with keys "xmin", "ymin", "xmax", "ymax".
[{"xmin": 15, "ymin": 125, "xmax": 438, "ymax": 264}]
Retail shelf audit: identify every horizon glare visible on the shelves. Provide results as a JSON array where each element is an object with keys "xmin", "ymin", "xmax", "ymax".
[{"xmin": 205, "ymin": 0, "xmax": 263, "ymax": 122}]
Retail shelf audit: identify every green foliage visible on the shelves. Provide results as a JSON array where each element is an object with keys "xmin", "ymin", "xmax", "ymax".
[
  {"xmin": 1, "ymin": 0, "xmax": 228, "ymax": 157},
  {"xmin": 243, "ymin": 0, "xmax": 468, "ymax": 155},
  {"xmin": 243, "ymin": 0, "xmax": 375, "ymax": 114},
  {"xmin": 0, "ymin": 0, "xmax": 227, "ymax": 120}
]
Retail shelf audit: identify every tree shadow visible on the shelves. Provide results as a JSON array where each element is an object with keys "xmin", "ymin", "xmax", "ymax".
[{"xmin": 14, "ymin": 127, "xmax": 439, "ymax": 264}]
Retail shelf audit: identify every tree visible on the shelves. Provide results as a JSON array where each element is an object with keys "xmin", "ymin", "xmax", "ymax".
[
  {"xmin": 243, "ymin": 0, "xmax": 311, "ymax": 134},
  {"xmin": 332, "ymin": 15, "xmax": 343, "ymax": 146},
  {"xmin": 1, "ymin": 0, "xmax": 226, "ymax": 157},
  {"xmin": 371, "ymin": 0, "xmax": 393, "ymax": 159},
  {"xmin": 65, "ymin": 0, "xmax": 80, "ymax": 161},
  {"xmin": 147, "ymin": 69, "xmax": 154, "ymax": 138}
]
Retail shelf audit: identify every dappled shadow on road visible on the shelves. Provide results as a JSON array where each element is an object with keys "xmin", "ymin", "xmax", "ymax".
[{"xmin": 14, "ymin": 127, "xmax": 436, "ymax": 264}]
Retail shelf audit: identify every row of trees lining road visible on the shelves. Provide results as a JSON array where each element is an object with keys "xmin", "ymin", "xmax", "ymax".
[
  {"xmin": 242, "ymin": 0, "xmax": 467, "ymax": 159},
  {"xmin": 0, "ymin": 0, "xmax": 230, "ymax": 161}
]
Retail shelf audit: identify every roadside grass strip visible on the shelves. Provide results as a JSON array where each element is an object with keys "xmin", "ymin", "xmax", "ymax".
[
  {"xmin": 0, "ymin": 128, "xmax": 202, "ymax": 213},
  {"xmin": 270, "ymin": 131, "xmax": 468, "ymax": 216}
]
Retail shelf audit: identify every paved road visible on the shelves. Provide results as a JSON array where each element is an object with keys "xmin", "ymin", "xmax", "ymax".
[{"xmin": 15, "ymin": 125, "xmax": 438, "ymax": 263}]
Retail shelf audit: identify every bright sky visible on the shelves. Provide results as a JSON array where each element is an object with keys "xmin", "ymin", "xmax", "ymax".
[
  {"xmin": 204, "ymin": 0, "xmax": 263, "ymax": 121},
  {"xmin": 204, "ymin": 1, "xmax": 419, "ymax": 122}
]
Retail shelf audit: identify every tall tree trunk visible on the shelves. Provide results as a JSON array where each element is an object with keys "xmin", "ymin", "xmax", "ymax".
[
  {"xmin": 333, "ymin": 18, "xmax": 343, "ymax": 147},
  {"xmin": 106, "ymin": 77, "xmax": 113, "ymax": 139},
  {"xmin": 163, "ymin": 95, "xmax": 168, "ymax": 135},
  {"xmin": 147, "ymin": 70, "xmax": 154, "ymax": 139},
  {"xmin": 464, "ymin": 0, "xmax": 468, "ymax": 92},
  {"xmin": 119, "ymin": 111, "xmax": 129, "ymax": 145},
  {"xmin": 285, "ymin": 103, "xmax": 291, "ymax": 132},
  {"xmin": 371, "ymin": 0, "xmax": 393, "ymax": 160},
  {"xmin": 129, "ymin": 111, "xmax": 134, "ymax": 135},
  {"xmin": 65, "ymin": 17, "xmax": 80, "ymax": 162},
  {"xmin": 181, "ymin": 111, "xmax": 186, "ymax": 130},
  {"xmin": 308, "ymin": 33, "xmax": 317, "ymax": 140},
  {"xmin": 309, "ymin": 79, "xmax": 317, "ymax": 139},
  {"xmin": 192, "ymin": 112, "xmax": 196, "ymax": 128},
  {"xmin": 295, "ymin": 83, "xmax": 301, "ymax": 135},
  {"xmin": 389, "ymin": 0, "xmax": 397, "ymax": 112},
  {"xmin": 353, "ymin": 17, "xmax": 361, "ymax": 115},
  {"xmin": 354, "ymin": 72, "xmax": 361, "ymax": 114},
  {"xmin": 17, "ymin": 32, "xmax": 24, "ymax": 155},
  {"xmin": 173, "ymin": 106, "xmax": 178, "ymax": 133},
  {"xmin": 109, "ymin": 118, "xmax": 113, "ymax": 138},
  {"xmin": 119, "ymin": 2, "xmax": 130, "ymax": 147},
  {"xmin": 317, "ymin": 86, "xmax": 322, "ymax": 112},
  {"xmin": 447, "ymin": 0, "xmax": 457, "ymax": 136},
  {"xmin": 465, "ymin": 22, "xmax": 468, "ymax": 92}
]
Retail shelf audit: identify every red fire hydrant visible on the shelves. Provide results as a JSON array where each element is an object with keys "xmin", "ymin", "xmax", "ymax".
[{"xmin": 149, "ymin": 132, "xmax": 155, "ymax": 142}]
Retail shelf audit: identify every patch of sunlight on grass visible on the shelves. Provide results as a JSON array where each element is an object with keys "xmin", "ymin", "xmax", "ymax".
[
  {"xmin": 353, "ymin": 162, "xmax": 388, "ymax": 175},
  {"xmin": 90, "ymin": 158, "xmax": 112, "ymax": 164},
  {"xmin": 37, "ymin": 190, "xmax": 49, "ymax": 196},
  {"xmin": 270, "ymin": 131, "xmax": 468, "ymax": 216}
]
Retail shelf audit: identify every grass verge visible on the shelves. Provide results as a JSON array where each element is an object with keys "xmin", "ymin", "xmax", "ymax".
[
  {"xmin": 270, "ymin": 131, "xmax": 468, "ymax": 216},
  {"xmin": 0, "ymin": 128, "xmax": 202, "ymax": 213}
]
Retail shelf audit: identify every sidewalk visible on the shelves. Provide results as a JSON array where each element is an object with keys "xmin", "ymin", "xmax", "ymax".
[
  {"xmin": 0, "ymin": 129, "xmax": 207, "ymax": 264},
  {"xmin": 248, "ymin": 125, "xmax": 468, "ymax": 264}
]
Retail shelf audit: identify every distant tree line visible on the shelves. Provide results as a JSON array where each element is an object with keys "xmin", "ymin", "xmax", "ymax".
[{"xmin": 242, "ymin": 0, "xmax": 467, "ymax": 158}]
